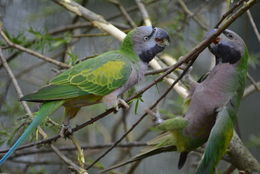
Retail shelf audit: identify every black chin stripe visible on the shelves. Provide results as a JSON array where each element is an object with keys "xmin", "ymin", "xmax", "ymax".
[
  {"xmin": 215, "ymin": 44, "xmax": 241, "ymax": 64},
  {"xmin": 139, "ymin": 45, "xmax": 164, "ymax": 63}
]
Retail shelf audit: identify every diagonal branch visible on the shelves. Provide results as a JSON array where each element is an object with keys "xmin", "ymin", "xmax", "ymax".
[
  {"xmin": 86, "ymin": 55, "xmax": 197, "ymax": 170},
  {"xmin": 0, "ymin": 27, "xmax": 70, "ymax": 69},
  {"xmin": 246, "ymin": 10, "xmax": 260, "ymax": 42},
  {"xmin": 0, "ymin": 0, "xmax": 256, "ymax": 154},
  {"xmin": 0, "ymin": 47, "xmax": 87, "ymax": 173}
]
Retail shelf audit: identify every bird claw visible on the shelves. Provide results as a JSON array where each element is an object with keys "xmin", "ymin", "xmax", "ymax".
[
  {"xmin": 118, "ymin": 98, "xmax": 129, "ymax": 109},
  {"xmin": 113, "ymin": 99, "xmax": 129, "ymax": 113},
  {"xmin": 59, "ymin": 124, "xmax": 72, "ymax": 138},
  {"xmin": 145, "ymin": 108, "xmax": 164, "ymax": 125}
]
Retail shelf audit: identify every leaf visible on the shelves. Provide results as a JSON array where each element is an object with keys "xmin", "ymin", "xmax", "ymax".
[
  {"xmin": 66, "ymin": 49, "xmax": 78, "ymax": 66},
  {"xmin": 134, "ymin": 96, "xmax": 144, "ymax": 114}
]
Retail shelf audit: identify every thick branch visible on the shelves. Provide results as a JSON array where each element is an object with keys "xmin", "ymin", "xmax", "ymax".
[
  {"xmin": 229, "ymin": 132, "xmax": 260, "ymax": 173},
  {"xmin": 52, "ymin": 0, "xmax": 125, "ymax": 40}
]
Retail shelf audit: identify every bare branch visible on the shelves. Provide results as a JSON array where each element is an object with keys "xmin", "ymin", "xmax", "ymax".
[
  {"xmin": 135, "ymin": 0, "xmax": 152, "ymax": 26},
  {"xmin": 215, "ymin": 0, "xmax": 245, "ymax": 28},
  {"xmin": 229, "ymin": 132, "xmax": 260, "ymax": 173},
  {"xmin": 0, "ymin": 28, "xmax": 70, "ymax": 69},
  {"xmin": 0, "ymin": 47, "xmax": 86, "ymax": 173},
  {"xmin": 51, "ymin": 144, "xmax": 88, "ymax": 174},
  {"xmin": 243, "ymin": 81, "xmax": 260, "ymax": 97},
  {"xmin": 109, "ymin": 0, "xmax": 137, "ymax": 28},
  {"xmin": 86, "ymin": 57, "xmax": 196, "ymax": 170},
  {"xmin": 247, "ymin": 10, "xmax": 260, "ymax": 42},
  {"xmin": 177, "ymin": 0, "xmax": 208, "ymax": 30},
  {"xmin": 1, "ymin": 0, "xmax": 256, "ymax": 154},
  {"xmin": 52, "ymin": 0, "xmax": 126, "ymax": 41}
]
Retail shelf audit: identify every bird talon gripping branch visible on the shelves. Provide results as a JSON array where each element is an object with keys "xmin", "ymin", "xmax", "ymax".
[
  {"xmin": 104, "ymin": 29, "xmax": 249, "ymax": 174},
  {"xmin": 59, "ymin": 124, "xmax": 73, "ymax": 138},
  {"xmin": 0, "ymin": 26, "xmax": 170, "ymax": 165}
]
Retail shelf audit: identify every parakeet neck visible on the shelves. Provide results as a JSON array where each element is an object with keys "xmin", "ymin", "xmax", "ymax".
[{"xmin": 120, "ymin": 33, "xmax": 140, "ymax": 62}]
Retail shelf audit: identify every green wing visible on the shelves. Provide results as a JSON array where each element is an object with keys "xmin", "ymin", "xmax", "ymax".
[{"xmin": 22, "ymin": 51, "xmax": 132, "ymax": 102}]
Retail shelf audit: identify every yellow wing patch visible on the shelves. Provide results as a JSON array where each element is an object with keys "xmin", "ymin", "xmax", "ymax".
[{"xmin": 70, "ymin": 61, "xmax": 125, "ymax": 86}]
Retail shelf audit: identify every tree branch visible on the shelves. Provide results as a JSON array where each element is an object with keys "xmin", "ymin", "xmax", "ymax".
[{"xmin": 0, "ymin": 27, "xmax": 70, "ymax": 69}]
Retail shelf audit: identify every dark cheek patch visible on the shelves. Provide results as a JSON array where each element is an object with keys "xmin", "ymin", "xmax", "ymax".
[
  {"xmin": 216, "ymin": 44, "xmax": 241, "ymax": 64},
  {"xmin": 139, "ymin": 45, "xmax": 164, "ymax": 63}
]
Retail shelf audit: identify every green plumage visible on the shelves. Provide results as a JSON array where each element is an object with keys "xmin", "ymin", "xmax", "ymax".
[
  {"xmin": 195, "ymin": 47, "xmax": 248, "ymax": 174},
  {"xmin": 102, "ymin": 29, "xmax": 249, "ymax": 174},
  {"xmin": 0, "ymin": 26, "xmax": 170, "ymax": 165},
  {"xmin": 21, "ymin": 51, "xmax": 133, "ymax": 102}
]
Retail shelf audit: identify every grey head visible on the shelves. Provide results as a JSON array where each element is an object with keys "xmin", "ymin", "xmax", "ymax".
[
  {"xmin": 208, "ymin": 29, "xmax": 246, "ymax": 64},
  {"xmin": 131, "ymin": 26, "xmax": 170, "ymax": 63}
]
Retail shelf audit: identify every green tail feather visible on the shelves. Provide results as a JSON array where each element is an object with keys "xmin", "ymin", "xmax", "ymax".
[
  {"xmin": 0, "ymin": 100, "xmax": 64, "ymax": 165},
  {"xmin": 195, "ymin": 107, "xmax": 234, "ymax": 174}
]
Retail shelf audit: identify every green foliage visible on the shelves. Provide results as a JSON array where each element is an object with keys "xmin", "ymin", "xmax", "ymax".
[
  {"xmin": 0, "ymin": 130, "xmax": 8, "ymax": 146},
  {"xmin": 134, "ymin": 96, "xmax": 144, "ymax": 114},
  {"xmin": 248, "ymin": 52, "xmax": 260, "ymax": 69},
  {"xmin": 247, "ymin": 134, "xmax": 260, "ymax": 147},
  {"xmin": 4, "ymin": 30, "xmax": 31, "ymax": 48},
  {"xmin": 0, "ymin": 101, "xmax": 24, "ymax": 116},
  {"xmin": 167, "ymin": 9, "xmax": 186, "ymax": 40},
  {"xmin": 66, "ymin": 49, "xmax": 79, "ymax": 66},
  {"xmin": 6, "ymin": 114, "xmax": 31, "ymax": 145},
  {"xmin": 27, "ymin": 167, "xmax": 47, "ymax": 174},
  {"xmin": 28, "ymin": 28, "xmax": 72, "ymax": 51}
]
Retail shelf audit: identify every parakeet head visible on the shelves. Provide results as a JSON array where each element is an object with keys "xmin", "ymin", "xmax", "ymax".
[
  {"xmin": 122, "ymin": 26, "xmax": 170, "ymax": 63},
  {"xmin": 208, "ymin": 29, "xmax": 246, "ymax": 64}
]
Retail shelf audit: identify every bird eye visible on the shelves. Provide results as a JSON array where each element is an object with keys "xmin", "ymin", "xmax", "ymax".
[
  {"xmin": 143, "ymin": 36, "xmax": 149, "ymax": 41},
  {"xmin": 226, "ymin": 33, "xmax": 233, "ymax": 39},
  {"xmin": 153, "ymin": 28, "xmax": 156, "ymax": 32}
]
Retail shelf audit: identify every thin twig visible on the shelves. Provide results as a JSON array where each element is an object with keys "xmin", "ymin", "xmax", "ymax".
[
  {"xmin": 10, "ymin": 142, "xmax": 149, "ymax": 158},
  {"xmin": 0, "ymin": 0, "xmax": 257, "ymax": 158},
  {"xmin": 247, "ymin": 73, "xmax": 260, "ymax": 91},
  {"xmin": 98, "ymin": 59, "xmax": 196, "ymax": 172},
  {"xmin": 135, "ymin": 0, "xmax": 152, "ymax": 26},
  {"xmin": 87, "ymin": 57, "xmax": 196, "ymax": 170},
  {"xmin": 0, "ymin": 48, "xmax": 46, "ymax": 137},
  {"xmin": 51, "ymin": 144, "xmax": 88, "ymax": 174},
  {"xmin": 0, "ymin": 28, "xmax": 70, "ymax": 69},
  {"xmin": 246, "ymin": 10, "xmax": 260, "ymax": 42},
  {"xmin": 177, "ymin": 0, "xmax": 208, "ymax": 30},
  {"xmin": 9, "ymin": 159, "xmax": 62, "ymax": 165},
  {"xmin": 243, "ymin": 82, "xmax": 260, "ymax": 97},
  {"xmin": 109, "ymin": 0, "xmax": 136, "ymax": 28},
  {"xmin": 0, "ymin": 48, "xmax": 87, "ymax": 173}
]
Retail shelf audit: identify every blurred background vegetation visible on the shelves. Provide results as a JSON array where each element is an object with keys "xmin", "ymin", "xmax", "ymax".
[{"xmin": 0, "ymin": 0, "xmax": 259, "ymax": 173}]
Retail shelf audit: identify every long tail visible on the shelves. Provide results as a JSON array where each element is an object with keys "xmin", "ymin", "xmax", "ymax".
[
  {"xmin": 0, "ymin": 100, "xmax": 64, "ymax": 165},
  {"xmin": 195, "ymin": 106, "xmax": 234, "ymax": 174}
]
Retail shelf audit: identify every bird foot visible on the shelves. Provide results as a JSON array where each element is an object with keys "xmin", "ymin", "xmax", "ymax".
[
  {"xmin": 145, "ymin": 109, "xmax": 164, "ymax": 125},
  {"xmin": 118, "ymin": 98, "xmax": 129, "ymax": 109},
  {"xmin": 59, "ymin": 124, "xmax": 72, "ymax": 138},
  {"xmin": 113, "ymin": 98, "xmax": 129, "ymax": 113}
]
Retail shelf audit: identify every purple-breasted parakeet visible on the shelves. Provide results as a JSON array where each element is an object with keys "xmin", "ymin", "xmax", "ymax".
[
  {"xmin": 103, "ymin": 29, "xmax": 248, "ymax": 174},
  {"xmin": 0, "ymin": 26, "xmax": 170, "ymax": 165}
]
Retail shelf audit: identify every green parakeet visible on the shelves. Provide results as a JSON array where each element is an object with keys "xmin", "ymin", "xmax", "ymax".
[
  {"xmin": 0, "ymin": 26, "xmax": 170, "ymax": 165},
  {"xmin": 102, "ymin": 29, "xmax": 248, "ymax": 174}
]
